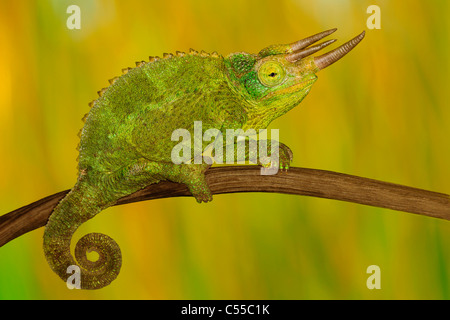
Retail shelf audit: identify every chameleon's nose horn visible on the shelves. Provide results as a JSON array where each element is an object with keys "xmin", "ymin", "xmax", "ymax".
[
  {"xmin": 285, "ymin": 39, "xmax": 337, "ymax": 63},
  {"xmin": 314, "ymin": 31, "xmax": 365, "ymax": 70},
  {"xmin": 289, "ymin": 28, "xmax": 337, "ymax": 52}
]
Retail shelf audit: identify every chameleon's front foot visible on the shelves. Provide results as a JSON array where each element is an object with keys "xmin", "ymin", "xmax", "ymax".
[
  {"xmin": 278, "ymin": 143, "xmax": 294, "ymax": 171},
  {"xmin": 259, "ymin": 142, "xmax": 293, "ymax": 173}
]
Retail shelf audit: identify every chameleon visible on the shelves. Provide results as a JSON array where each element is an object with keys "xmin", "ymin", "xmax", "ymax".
[{"xmin": 43, "ymin": 28, "xmax": 365, "ymax": 289}]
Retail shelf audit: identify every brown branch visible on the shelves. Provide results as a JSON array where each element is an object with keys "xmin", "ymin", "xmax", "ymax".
[{"xmin": 1, "ymin": 166, "xmax": 449, "ymax": 247}]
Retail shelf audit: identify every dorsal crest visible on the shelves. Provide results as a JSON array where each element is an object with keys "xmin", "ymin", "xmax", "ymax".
[{"xmin": 84, "ymin": 49, "xmax": 223, "ymax": 117}]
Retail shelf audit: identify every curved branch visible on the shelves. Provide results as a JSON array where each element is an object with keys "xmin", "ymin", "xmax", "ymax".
[{"xmin": 1, "ymin": 166, "xmax": 449, "ymax": 247}]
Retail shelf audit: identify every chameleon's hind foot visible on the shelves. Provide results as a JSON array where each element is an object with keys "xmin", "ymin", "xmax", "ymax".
[
  {"xmin": 184, "ymin": 167, "xmax": 213, "ymax": 203},
  {"xmin": 189, "ymin": 183, "xmax": 213, "ymax": 203},
  {"xmin": 173, "ymin": 163, "xmax": 213, "ymax": 203}
]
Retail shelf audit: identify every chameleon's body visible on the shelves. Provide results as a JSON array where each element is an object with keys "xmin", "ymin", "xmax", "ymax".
[{"xmin": 43, "ymin": 29, "xmax": 364, "ymax": 289}]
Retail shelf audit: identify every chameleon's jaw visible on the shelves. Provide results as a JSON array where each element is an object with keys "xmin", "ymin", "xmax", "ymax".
[
  {"xmin": 264, "ymin": 75, "xmax": 316, "ymax": 100},
  {"xmin": 285, "ymin": 29, "xmax": 365, "ymax": 71}
]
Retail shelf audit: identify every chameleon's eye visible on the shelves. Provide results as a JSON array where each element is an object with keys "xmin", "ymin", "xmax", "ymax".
[{"xmin": 257, "ymin": 61, "xmax": 286, "ymax": 87}]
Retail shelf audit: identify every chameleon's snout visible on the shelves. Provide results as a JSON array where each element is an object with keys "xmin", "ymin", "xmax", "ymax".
[{"xmin": 285, "ymin": 28, "xmax": 365, "ymax": 71}]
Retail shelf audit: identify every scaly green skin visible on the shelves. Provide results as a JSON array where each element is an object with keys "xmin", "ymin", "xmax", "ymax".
[{"xmin": 43, "ymin": 33, "xmax": 359, "ymax": 289}]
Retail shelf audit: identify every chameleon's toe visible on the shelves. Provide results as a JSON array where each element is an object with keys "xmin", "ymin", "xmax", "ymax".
[
  {"xmin": 188, "ymin": 182, "xmax": 213, "ymax": 203},
  {"xmin": 193, "ymin": 191, "xmax": 213, "ymax": 203},
  {"xmin": 278, "ymin": 144, "xmax": 293, "ymax": 173},
  {"xmin": 279, "ymin": 163, "xmax": 290, "ymax": 173}
]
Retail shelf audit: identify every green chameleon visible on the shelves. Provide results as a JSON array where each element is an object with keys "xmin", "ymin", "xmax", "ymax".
[{"xmin": 43, "ymin": 28, "xmax": 365, "ymax": 289}]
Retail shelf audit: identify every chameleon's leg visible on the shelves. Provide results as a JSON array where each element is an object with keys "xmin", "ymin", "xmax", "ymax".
[
  {"xmin": 179, "ymin": 163, "xmax": 213, "ymax": 203},
  {"xmin": 112, "ymin": 159, "xmax": 213, "ymax": 202},
  {"xmin": 158, "ymin": 161, "xmax": 213, "ymax": 203},
  {"xmin": 105, "ymin": 158, "xmax": 212, "ymax": 203},
  {"xmin": 113, "ymin": 158, "xmax": 213, "ymax": 203}
]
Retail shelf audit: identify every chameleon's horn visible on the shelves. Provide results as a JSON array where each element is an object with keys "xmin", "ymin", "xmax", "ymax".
[
  {"xmin": 289, "ymin": 28, "xmax": 337, "ymax": 52},
  {"xmin": 258, "ymin": 28, "xmax": 337, "ymax": 57},
  {"xmin": 314, "ymin": 31, "xmax": 365, "ymax": 70},
  {"xmin": 285, "ymin": 39, "xmax": 336, "ymax": 63}
]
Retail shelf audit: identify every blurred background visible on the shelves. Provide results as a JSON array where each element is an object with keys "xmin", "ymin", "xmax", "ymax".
[{"xmin": 0, "ymin": 0, "xmax": 449, "ymax": 299}]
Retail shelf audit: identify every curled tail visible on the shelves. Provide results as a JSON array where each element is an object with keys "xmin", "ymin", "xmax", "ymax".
[{"xmin": 43, "ymin": 181, "xmax": 121, "ymax": 289}]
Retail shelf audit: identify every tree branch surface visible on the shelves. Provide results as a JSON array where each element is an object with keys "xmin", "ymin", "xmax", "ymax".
[{"xmin": 1, "ymin": 166, "xmax": 449, "ymax": 247}]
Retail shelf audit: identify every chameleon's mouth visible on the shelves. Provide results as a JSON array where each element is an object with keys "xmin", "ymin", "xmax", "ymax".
[
  {"xmin": 287, "ymin": 78, "xmax": 316, "ymax": 92},
  {"xmin": 262, "ymin": 77, "xmax": 315, "ymax": 100},
  {"xmin": 282, "ymin": 76, "xmax": 316, "ymax": 94}
]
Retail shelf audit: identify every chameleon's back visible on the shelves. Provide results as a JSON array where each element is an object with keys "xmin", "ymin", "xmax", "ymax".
[{"xmin": 78, "ymin": 51, "xmax": 234, "ymax": 175}]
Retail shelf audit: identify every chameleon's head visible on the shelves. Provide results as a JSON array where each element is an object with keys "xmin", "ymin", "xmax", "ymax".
[{"xmin": 225, "ymin": 28, "xmax": 365, "ymax": 128}]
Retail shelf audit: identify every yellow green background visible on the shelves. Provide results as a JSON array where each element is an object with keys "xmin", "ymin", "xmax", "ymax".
[{"xmin": 0, "ymin": 0, "xmax": 449, "ymax": 299}]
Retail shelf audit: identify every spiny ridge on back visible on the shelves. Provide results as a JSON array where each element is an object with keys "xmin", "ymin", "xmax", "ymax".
[{"xmin": 84, "ymin": 49, "xmax": 223, "ymax": 115}]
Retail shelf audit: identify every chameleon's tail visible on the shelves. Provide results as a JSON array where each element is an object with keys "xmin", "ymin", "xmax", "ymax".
[{"xmin": 43, "ymin": 181, "xmax": 121, "ymax": 289}]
